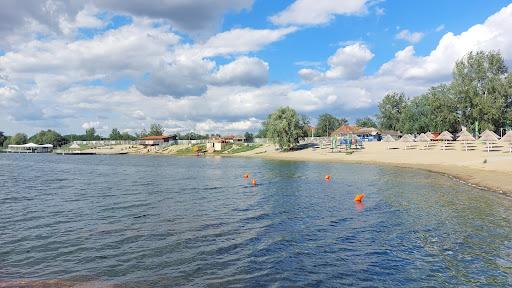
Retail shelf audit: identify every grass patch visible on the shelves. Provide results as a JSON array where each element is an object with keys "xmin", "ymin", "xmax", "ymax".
[
  {"xmin": 176, "ymin": 145, "xmax": 206, "ymax": 155},
  {"xmin": 226, "ymin": 144, "xmax": 262, "ymax": 154}
]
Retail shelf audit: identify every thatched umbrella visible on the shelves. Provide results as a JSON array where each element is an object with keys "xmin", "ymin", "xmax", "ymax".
[
  {"xmin": 382, "ymin": 134, "xmax": 396, "ymax": 150},
  {"xmin": 499, "ymin": 131, "xmax": 512, "ymax": 153},
  {"xmin": 398, "ymin": 134, "xmax": 415, "ymax": 150},
  {"xmin": 437, "ymin": 131, "xmax": 453, "ymax": 150},
  {"xmin": 479, "ymin": 129, "xmax": 499, "ymax": 152},
  {"xmin": 415, "ymin": 133, "xmax": 431, "ymax": 149},
  {"xmin": 425, "ymin": 132, "xmax": 435, "ymax": 140},
  {"xmin": 456, "ymin": 130, "xmax": 476, "ymax": 152}
]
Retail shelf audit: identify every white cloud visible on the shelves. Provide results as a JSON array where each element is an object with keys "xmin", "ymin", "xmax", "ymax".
[
  {"xmin": 375, "ymin": 7, "xmax": 385, "ymax": 16},
  {"xmin": 211, "ymin": 56, "xmax": 268, "ymax": 87},
  {"xmin": 395, "ymin": 29, "xmax": 425, "ymax": 44},
  {"xmin": 299, "ymin": 43, "xmax": 374, "ymax": 81},
  {"xmin": 435, "ymin": 24, "xmax": 445, "ymax": 32},
  {"xmin": 184, "ymin": 27, "xmax": 297, "ymax": 58},
  {"xmin": 81, "ymin": 121, "xmax": 100, "ymax": 129},
  {"xmin": 270, "ymin": 0, "xmax": 368, "ymax": 26}
]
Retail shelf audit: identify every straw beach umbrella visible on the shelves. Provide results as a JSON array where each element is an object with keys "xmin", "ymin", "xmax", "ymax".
[
  {"xmin": 398, "ymin": 134, "xmax": 415, "ymax": 150},
  {"xmin": 479, "ymin": 129, "xmax": 499, "ymax": 152},
  {"xmin": 456, "ymin": 130, "xmax": 475, "ymax": 152},
  {"xmin": 425, "ymin": 132, "xmax": 435, "ymax": 140},
  {"xmin": 499, "ymin": 131, "xmax": 512, "ymax": 153},
  {"xmin": 382, "ymin": 134, "xmax": 396, "ymax": 150},
  {"xmin": 415, "ymin": 133, "xmax": 431, "ymax": 149},
  {"xmin": 437, "ymin": 131, "xmax": 453, "ymax": 150}
]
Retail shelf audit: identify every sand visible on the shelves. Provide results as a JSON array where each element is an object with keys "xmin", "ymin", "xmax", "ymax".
[{"xmin": 236, "ymin": 141, "xmax": 512, "ymax": 196}]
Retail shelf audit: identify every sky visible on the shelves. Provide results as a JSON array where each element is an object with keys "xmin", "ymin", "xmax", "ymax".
[{"xmin": 1, "ymin": 0, "xmax": 512, "ymax": 136}]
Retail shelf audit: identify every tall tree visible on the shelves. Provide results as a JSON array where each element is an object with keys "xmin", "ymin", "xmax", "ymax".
[
  {"xmin": 29, "ymin": 130, "xmax": 68, "ymax": 147},
  {"xmin": 355, "ymin": 117, "xmax": 378, "ymax": 128},
  {"xmin": 452, "ymin": 50, "xmax": 510, "ymax": 132},
  {"xmin": 148, "ymin": 123, "xmax": 165, "ymax": 136},
  {"xmin": 0, "ymin": 131, "xmax": 6, "ymax": 147},
  {"xmin": 244, "ymin": 132, "xmax": 254, "ymax": 142},
  {"xmin": 109, "ymin": 128, "xmax": 122, "ymax": 140},
  {"xmin": 265, "ymin": 107, "xmax": 309, "ymax": 151},
  {"xmin": 316, "ymin": 113, "xmax": 341, "ymax": 137},
  {"xmin": 377, "ymin": 92, "xmax": 407, "ymax": 131},
  {"xmin": 10, "ymin": 133, "xmax": 28, "ymax": 145},
  {"xmin": 85, "ymin": 128, "xmax": 97, "ymax": 141},
  {"xmin": 339, "ymin": 118, "xmax": 349, "ymax": 126},
  {"xmin": 423, "ymin": 84, "xmax": 460, "ymax": 132}
]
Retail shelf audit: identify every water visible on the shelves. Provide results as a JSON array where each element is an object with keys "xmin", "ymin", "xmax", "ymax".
[{"xmin": 1, "ymin": 154, "xmax": 511, "ymax": 287}]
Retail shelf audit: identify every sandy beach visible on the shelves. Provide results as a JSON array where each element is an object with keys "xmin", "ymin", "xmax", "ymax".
[{"xmin": 235, "ymin": 141, "xmax": 512, "ymax": 196}]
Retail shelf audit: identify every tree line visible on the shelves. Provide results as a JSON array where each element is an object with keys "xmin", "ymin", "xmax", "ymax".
[
  {"xmin": 378, "ymin": 50, "xmax": 512, "ymax": 134},
  {"xmin": 259, "ymin": 50, "xmax": 511, "ymax": 150},
  {"xmin": 0, "ymin": 122, "xmax": 256, "ymax": 148}
]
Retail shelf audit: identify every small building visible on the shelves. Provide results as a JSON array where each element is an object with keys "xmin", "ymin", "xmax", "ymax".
[
  {"xmin": 233, "ymin": 136, "xmax": 246, "ymax": 143},
  {"xmin": 355, "ymin": 127, "xmax": 381, "ymax": 142},
  {"xmin": 206, "ymin": 138, "xmax": 227, "ymax": 152},
  {"xmin": 140, "ymin": 135, "xmax": 176, "ymax": 146},
  {"xmin": 8, "ymin": 143, "xmax": 53, "ymax": 153},
  {"xmin": 330, "ymin": 125, "xmax": 360, "ymax": 137}
]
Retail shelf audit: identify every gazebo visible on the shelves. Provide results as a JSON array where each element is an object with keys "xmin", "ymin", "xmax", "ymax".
[
  {"xmin": 499, "ymin": 131, "xmax": 512, "ymax": 153},
  {"xmin": 437, "ymin": 131, "xmax": 454, "ymax": 151},
  {"xmin": 456, "ymin": 130, "xmax": 476, "ymax": 152},
  {"xmin": 478, "ymin": 130, "xmax": 499, "ymax": 152},
  {"xmin": 398, "ymin": 134, "xmax": 415, "ymax": 150},
  {"xmin": 382, "ymin": 134, "xmax": 396, "ymax": 150},
  {"xmin": 415, "ymin": 133, "xmax": 431, "ymax": 149}
]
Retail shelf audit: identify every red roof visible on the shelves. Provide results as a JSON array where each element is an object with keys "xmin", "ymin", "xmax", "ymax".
[{"xmin": 141, "ymin": 135, "xmax": 171, "ymax": 140}]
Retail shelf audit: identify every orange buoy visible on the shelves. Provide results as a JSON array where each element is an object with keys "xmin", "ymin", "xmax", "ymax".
[
  {"xmin": 354, "ymin": 193, "xmax": 365, "ymax": 202},
  {"xmin": 251, "ymin": 179, "xmax": 257, "ymax": 185},
  {"xmin": 325, "ymin": 175, "xmax": 331, "ymax": 181},
  {"xmin": 243, "ymin": 173, "xmax": 249, "ymax": 179}
]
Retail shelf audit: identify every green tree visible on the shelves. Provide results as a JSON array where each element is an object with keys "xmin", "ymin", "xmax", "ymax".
[
  {"xmin": 339, "ymin": 117, "xmax": 349, "ymax": 126},
  {"xmin": 0, "ymin": 131, "xmax": 6, "ymax": 147},
  {"xmin": 377, "ymin": 92, "xmax": 407, "ymax": 131},
  {"xmin": 399, "ymin": 96, "xmax": 430, "ymax": 134},
  {"xmin": 85, "ymin": 128, "xmax": 97, "ymax": 141},
  {"xmin": 120, "ymin": 132, "xmax": 136, "ymax": 140},
  {"xmin": 148, "ymin": 123, "xmax": 165, "ymax": 136},
  {"xmin": 135, "ymin": 128, "xmax": 148, "ymax": 139},
  {"xmin": 423, "ymin": 84, "xmax": 460, "ymax": 132},
  {"xmin": 265, "ymin": 106, "xmax": 309, "ymax": 151},
  {"xmin": 355, "ymin": 117, "xmax": 378, "ymax": 128},
  {"xmin": 244, "ymin": 132, "xmax": 254, "ymax": 142},
  {"xmin": 316, "ymin": 113, "xmax": 341, "ymax": 137},
  {"xmin": 109, "ymin": 128, "xmax": 122, "ymax": 140},
  {"xmin": 452, "ymin": 50, "xmax": 510, "ymax": 132},
  {"xmin": 10, "ymin": 133, "xmax": 28, "ymax": 145},
  {"xmin": 29, "ymin": 130, "xmax": 68, "ymax": 147},
  {"xmin": 256, "ymin": 120, "xmax": 269, "ymax": 138}
]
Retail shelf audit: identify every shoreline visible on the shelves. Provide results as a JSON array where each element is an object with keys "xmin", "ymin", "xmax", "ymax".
[
  {"xmin": 233, "ymin": 143, "xmax": 512, "ymax": 197},
  {"xmin": 46, "ymin": 142, "xmax": 512, "ymax": 196}
]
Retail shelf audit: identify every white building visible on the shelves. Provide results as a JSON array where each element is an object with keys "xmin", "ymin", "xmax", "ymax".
[{"xmin": 7, "ymin": 143, "xmax": 54, "ymax": 153}]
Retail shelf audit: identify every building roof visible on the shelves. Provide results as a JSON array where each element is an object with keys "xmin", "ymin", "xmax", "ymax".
[
  {"xmin": 331, "ymin": 125, "xmax": 360, "ymax": 136},
  {"xmin": 8, "ymin": 143, "xmax": 53, "ymax": 148},
  {"xmin": 141, "ymin": 135, "xmax": 172, "ymax": 140}
]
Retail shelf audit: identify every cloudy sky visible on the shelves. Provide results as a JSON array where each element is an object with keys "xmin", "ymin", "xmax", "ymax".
[{"xmin": 1, "ymin": 0, "xmax": 511, "ymax": 136}]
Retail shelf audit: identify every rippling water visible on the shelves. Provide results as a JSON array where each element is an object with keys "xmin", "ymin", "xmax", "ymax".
[{"xmin": 1, "ymin": 154, "xmax": 511, "ymax": 287}]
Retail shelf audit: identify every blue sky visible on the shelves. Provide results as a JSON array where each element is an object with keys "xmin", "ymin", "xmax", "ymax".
[{"xmin": 0, "ymin": 0, "xmax": 511, "ymax": 135}]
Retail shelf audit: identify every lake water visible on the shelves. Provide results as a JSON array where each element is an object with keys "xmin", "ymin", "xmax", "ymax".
[{"xmin": 1, "ymin": 154, "xmax": 511, "ymax": 287}]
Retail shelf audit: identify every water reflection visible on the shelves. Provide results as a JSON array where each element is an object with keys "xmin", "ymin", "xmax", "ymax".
[{"xmin": 0, "ymin": 154, "xmax": 511, "ymax": 287}]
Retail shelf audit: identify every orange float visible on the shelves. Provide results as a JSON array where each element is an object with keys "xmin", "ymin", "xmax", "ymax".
[
  {"xmin": 354, "ymin": 193, "xmax": 365, "ymax": 202},
  {"xmin": 325, "ymin": 175, "xmax": 331, "ymax": 181},
  {"xmin": 243, "ymin": 174, "xmax": 249, "ymax": 179},
  {"xmin": 251, "ymin": 179, "xmax": 257, "ymax": 185}
]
